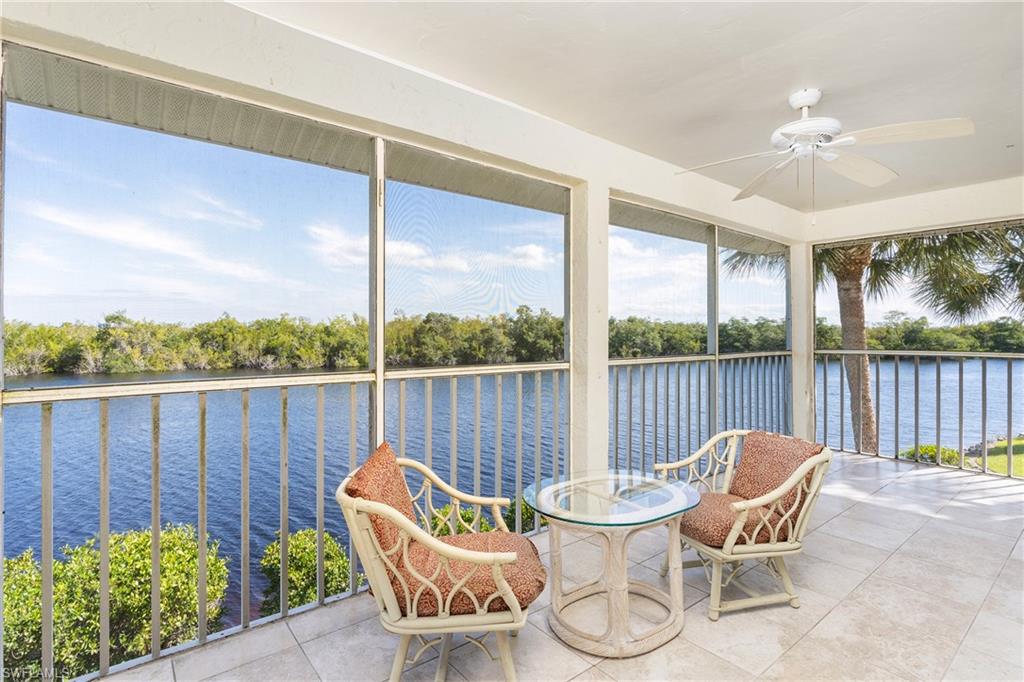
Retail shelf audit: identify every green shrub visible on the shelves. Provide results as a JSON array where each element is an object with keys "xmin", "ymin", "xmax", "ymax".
[
  {"xmin": 3, "ymin": 524, "xmax": 227, "ymax": 680},
  {"xmin": 502, "ymin": 498, "xmax": 545, "ymax": 532},
  {"xmin": 430, "ymin": 505, "xmax": 493, "ymax": 536},
  {"xmin": 899, "ymin": 444, "xmax": 960, "ymax": 466},
  {"xmin": 259, "ymin": 529, "xmax": 358, "ymax": 616}
]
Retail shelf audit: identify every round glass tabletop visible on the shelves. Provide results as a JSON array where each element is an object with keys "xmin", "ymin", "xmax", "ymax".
[{"xmin": 523, "ymin": 469, "xmax": 701, "ymax": 527}]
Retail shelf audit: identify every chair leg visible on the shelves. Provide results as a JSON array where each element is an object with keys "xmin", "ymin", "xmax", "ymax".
[
  {"xmin": 708, "ymin": 559, "xmax": 723, "ymax": 622},
  {"xmin": 389, "ymin": 634, "xmax": 412, "ymax": 682},
  {"xmin": 434, "ymin": 633, "xmax": 452, "ymax": 682},
  {"xmin": 774, "ymin": 557, "xmax": 800, "ymax": 608},
  {"xmin": 494, "ymin": 630, "xmax": 518, "ymax": 682}
]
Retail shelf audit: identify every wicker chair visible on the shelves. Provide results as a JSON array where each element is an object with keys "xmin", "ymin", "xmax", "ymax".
[
  {"xmin": 337, "ymin": 443, "xmax": 545, "ymax": 682},
  {"xmin": 655, "ymin": 430, "xmax": 832, "ymax": 621}
]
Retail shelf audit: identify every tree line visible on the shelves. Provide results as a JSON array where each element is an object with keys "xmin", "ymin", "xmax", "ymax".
[{"xmin": 4, "ymin": 307, "xmax": 1022, "ymax": 376}]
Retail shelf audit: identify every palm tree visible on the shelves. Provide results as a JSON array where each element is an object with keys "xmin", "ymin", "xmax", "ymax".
[{"xmin": 726, "ymin": 224, "xmax": 1023, "ymax": 451}]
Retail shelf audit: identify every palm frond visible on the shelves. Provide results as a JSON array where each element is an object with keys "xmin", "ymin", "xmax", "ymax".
[{"xmin": 721, "ymin": 250, "xmax": 787, "ymax": 279}]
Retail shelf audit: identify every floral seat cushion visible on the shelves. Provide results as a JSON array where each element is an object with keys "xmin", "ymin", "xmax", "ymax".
[
  {"xmin": 345, "ymin": 442, "xmax": 418, "ymax": 554},
  {"xmin": 678, "ymin": 492, "xmax": 783, "ymax": 547},
  {"xmin": 730, "ymin": 431, "xmax": 825, "ymax": 512},
  {"xmin": 394, "ymin": 531, "xmax": 547, "ymax": 617}
]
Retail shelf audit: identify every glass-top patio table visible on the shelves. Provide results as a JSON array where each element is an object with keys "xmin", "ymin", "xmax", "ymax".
[{"xmin": 524, "ymin": 470, "xmax": 701, "ymax": 658}]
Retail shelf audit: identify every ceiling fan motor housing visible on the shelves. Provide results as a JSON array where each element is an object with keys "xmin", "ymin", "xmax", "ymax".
[{"xmin": 771, "ymin": 117, "xmax": 843, "ymax": 150}]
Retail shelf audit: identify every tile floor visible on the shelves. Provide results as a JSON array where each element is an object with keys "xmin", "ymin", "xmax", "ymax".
[{"xmin": 109, "ymin": 452, "xmax": 1024, "ymax": 681}]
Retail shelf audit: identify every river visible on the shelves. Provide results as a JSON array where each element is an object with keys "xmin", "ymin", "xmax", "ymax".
[{"xmin": 3, "ymin": 357, "xmax": 1020, "ymax": 632}]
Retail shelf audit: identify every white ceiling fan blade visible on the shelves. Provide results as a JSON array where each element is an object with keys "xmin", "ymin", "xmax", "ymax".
[
  {"xmin": 732, "ymin": 154, "xmax": 796, "ymax": 201},
  {"xmin": 843, "ymin": 118, "xmax": 974, "ymax": 146},
  {"xmin": 676, "ymin": 150, "xmax": 784, "ymax": 174},
  {"xmin": 820, "ymin": 151, "xmax": 898, "ymax": 187}
]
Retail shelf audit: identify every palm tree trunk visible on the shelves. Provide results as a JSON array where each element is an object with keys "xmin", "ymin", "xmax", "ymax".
[{"xmin": 835, "ymin": 271, "xmax": 878, "ymax": 452}]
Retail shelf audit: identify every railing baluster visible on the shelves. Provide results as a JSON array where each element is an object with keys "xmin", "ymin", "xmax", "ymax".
[
  {"xmin": 316, "ymin": 385, "xmax": 325, "ymax": 604},
  {"xmin": 515, "ymin": 373, "xmax": 523, "ymax": 532},
  {"xmin": 552, "ymin": 372, "xmax": 560, "ymax": 480},
  {"xmin": 424, "ymin": 379, "xmax": 433, "ymax": 470},
  {"xmin": 982, "ymin": 359, "xmax": 988, "ymax": 473},
  {"xmin": 914, "ymin": 355, "xmax": 920, "ymax": 462},
  {"xmin": 99, "ymin": 399, "xmax": 110, "ymax": 675},
  {"xmin": 241, "ymin": 390, "xmax": 250, "ymax": 626},
  {"xmin": 613, "ymin": 368, "xmax": 620, "ymax": 468},
  {"xmin": 41, "ymin": 403, "xmax": 54, "ymax": 680},
  {"xmin": 451, "ymin": 378, "xmax": 458, "ymax": 489},
  {"xmin": 627, "ymin": 367, "xmax": 633, "ymax": 469},
  {"xmin": 279, "ymin": 387, "xmax": 289, "ymax": 616},
  {"xmin": 640, "ymin": 365, "xmax": 647, "ymax": 470},
  {"xmin": 150, "ymin": 396, "xmax": 161, "ymax": 658},
  {"xmin": 839, "ymin": 358, "xmax": 845, "ymax": 451},
  {"xmin": 856, "ymin": 354, "xmax": 863, "ymax": 454},
  {"xmin": 686, "ymin": 363, "xmax": 692, "ymax": 454},
  {"xmin": 198, "ymin": 392, "xmax": 208, "ymax": 641},
  {"xmin": 935, "ymin": 357, "xmax": 942, "ymax": 466},
  {"xmin": 495, "ymin": 374, "xmax": 503, "ymax": 497},
  {"xmin": 1007, "ymin": 359, "xmax": 1014, "ymax": 478},
  {"xmin": 653, "ymin": 362, "xmax": 659, "ymax": 466},
  {"xmin": 533, "ymin": 372, "xmax": 541, "ymax": 512},
  {"xmin": 474, "ymin": 375, "xmax": 481, "ymax": 496},
  {"xmin": 822, "ymin": 355, "xmax": 829, "ymax": 445},
  {"xmin": 398, "ymin": 379, "xmax": 406, "ymax": 458},
  {"xmin": 874, "ymin": 356, "xmax": 881, "ymax": 455},
  {"xmin": 348, "ymin": 384, "xmax": 358, "ymax": 595},
  {"xmin": 894, "ymin": 358, "xmax": 900, "ymax": 458},
  {"xmin": 696, "ymin": 362, "xmax": 702, "ymax": 446},
  {"xmin": 675, "ymin": 364, "xmax": 681, "ymax": 461},
  {"xmin": 958, "ymin": 359, "xmax": 965, "ymax": 470}
]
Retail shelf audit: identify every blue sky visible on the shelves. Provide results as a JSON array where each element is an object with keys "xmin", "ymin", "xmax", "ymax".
[{"xmin": 6, "ymin": 101, "xmax": 1003, "ymax": 329}]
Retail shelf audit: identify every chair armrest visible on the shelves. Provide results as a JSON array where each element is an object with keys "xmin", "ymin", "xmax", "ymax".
[
  {"xmin": 351, "ymin": 497, "xmax": 518, "ymax": 566},
  {"xmin": 398, "ymin": 458, "xmax": 512, "ymax": 508},
  {"xmin": 729, "ymin": 451, "xmax": 832, "ymax": 512},
  {"xmin": 654, "ymin": 429, "xmax": 748, "ymax": 476}
]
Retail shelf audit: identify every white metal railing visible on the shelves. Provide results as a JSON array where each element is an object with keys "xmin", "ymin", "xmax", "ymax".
[
  {"xmin": 816, "ymin": 350, "xmax": 1022, "ymax": 477},
  {"xmin": 1, "ymin": 362, "xmax": 566, "ymax": 679},
  {"xmin": 608, "ymin": 351, "xmax": 791, "ymax": 470}
]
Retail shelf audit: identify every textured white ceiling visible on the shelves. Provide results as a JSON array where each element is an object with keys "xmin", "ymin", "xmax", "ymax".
[{"xmin": 237, "ymin": 2, "xmax": 1023, "ymax": 211}]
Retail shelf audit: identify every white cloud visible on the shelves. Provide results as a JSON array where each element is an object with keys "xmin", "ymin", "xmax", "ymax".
[
  {"xmin": 21, "ymin": 201, "xmax": 303, "ymax": 288},
  {"xmin": 388, "ymin": 240, "xmax": 471, "ymax": 272},
  {"xmin": 164, "ymin": 189, "xmax": 264, "ymax": 230},
  {"xmin": 7, "ymin": 140, "xmax": 128, "ymax": 190},
  {"xmin": 306, "ymin": 223, "xmax": 369, "ymax": 268}
]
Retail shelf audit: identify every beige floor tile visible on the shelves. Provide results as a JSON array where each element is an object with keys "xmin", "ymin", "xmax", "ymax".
[
  {"xmin": 207, "ymin": 645, "xmax": 319, "ymax": 681},
  {"xmin": 173, "ymin": 622, "xmax": 298, "ymax": 681},
  {"xmin": 447, "ymin": 622, "xmax": 592, "ymax": 682},
  {"xmin": 403, "ymin": 658, "xmax": 468, "ymax": 682},
  {"xmin": 898, "ymin": 519, "xmax": 1017, "ymax": 579},
  {"xmin": 816, "ymin": 512, "xmax": 919, "ymax": 551},
  {"xmin": 598, "ymin": 635, "xmax": 752, "ymax": 680},
  {"xmin": 639, "ymin": 551, "xmax": 713, "ymax": 593},
  {"xmin": 681, "ymin": 605, "xmax": 805, "ymax": 675},
  {"xmin": 106, "ymin": 657, "xmax": 176, "ymax": 681},
  {"xmin": 760, "ymin": 636, "xmax": 910, "ymax": 681},
  {"xmin": 943, "ymin": 644, "xmax": 1024, "ymax": 681},
  {"xmin": 569, "ymin": 665, "xmax": 616, "ymax": 681},
  {"xmin": 802, "ymin": 576, "xmax": 973, "ymax": 681},
  {"xmin": 959, "ymin": 609, "xmax": 1024, "ymax": 668},
  {"xmin": 983, "ymin": 559, "xmax": 1024, "ymax": 624},
  {"xmin": 718, "ymin": 566, "xmax": 838, "ymax": 629},
  {"xmin": 627, "ymin": 561, "xmax": 709, "ymax": 611},
  {"xmin": 800, "ymin": 530, "xmax": 893, "ymax": 574},
  {"xmin": 873, "ymin": 552, "xmax": 996, "ymax": 610},
  {"xmin": 840, "ymin": 498, "xmax": 935, "ymax": 531},
  {"xmin": 301, "ymin": 617, "xmax": 435, "ymax": 682},
  {"xmin": 527, "ymin": 605, "xmax": 602, "ymax": 665},
  {"xmin": 287, "ymin": 593, "xmax": 380, "ymax": 643},
  {"xmin": 937, "ymin": 498, "xmax": 1024, "ymax": 537},
  {"xmin": 772, "ymin": 552, "xmax": 869, "ymax": 600},
  {"xmin": 555, "ymin": 538, "xmax": 615, "ymax": 585}
]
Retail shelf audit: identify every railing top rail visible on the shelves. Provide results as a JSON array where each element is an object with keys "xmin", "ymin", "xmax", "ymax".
[
  {"xmin": 815, "ymin": 349, "xmax": 1024, "ymax": 360},
  {"xmin": 1, "ymin": 371, "xmax": 376, "ymax": 405},
  {"xmin": 383, "ymin": 361, "xmax": 568, "ymax": 380},
  {"xmin": 608, "ymin": 350, "xmax": 790, "ymax": 367}
]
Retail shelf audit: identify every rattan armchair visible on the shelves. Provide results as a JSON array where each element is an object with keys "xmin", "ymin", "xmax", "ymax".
[
  {"xmin": 337, "ymin": 444, "xmax": 545, "ymax": 681},
  {"xmin": 655, "ymin": 430, "xmax": 832, "ymax": 621}
]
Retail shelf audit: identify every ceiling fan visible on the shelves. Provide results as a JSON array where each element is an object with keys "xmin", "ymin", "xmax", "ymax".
[{"xmin": 679, "ymin": 88, "xmax": 974, "ymax": 203}]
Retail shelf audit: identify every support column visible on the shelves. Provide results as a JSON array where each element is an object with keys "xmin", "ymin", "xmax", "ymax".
[
  {"xmin": 789, "ymin": 242, "xmax": 816, "ymax": 440},
  {"xmin": 369, "ymin": 137, "xmax": 386, "ymax": 447},
  {"xmin": 569, "ymin": 181, "xmax": 609, "ymax": 475}
]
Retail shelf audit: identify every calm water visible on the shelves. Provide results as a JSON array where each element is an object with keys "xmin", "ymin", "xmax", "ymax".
[{"xmin": 3, "ymin": 358, "xmax": 1020, "ymax": 631}]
